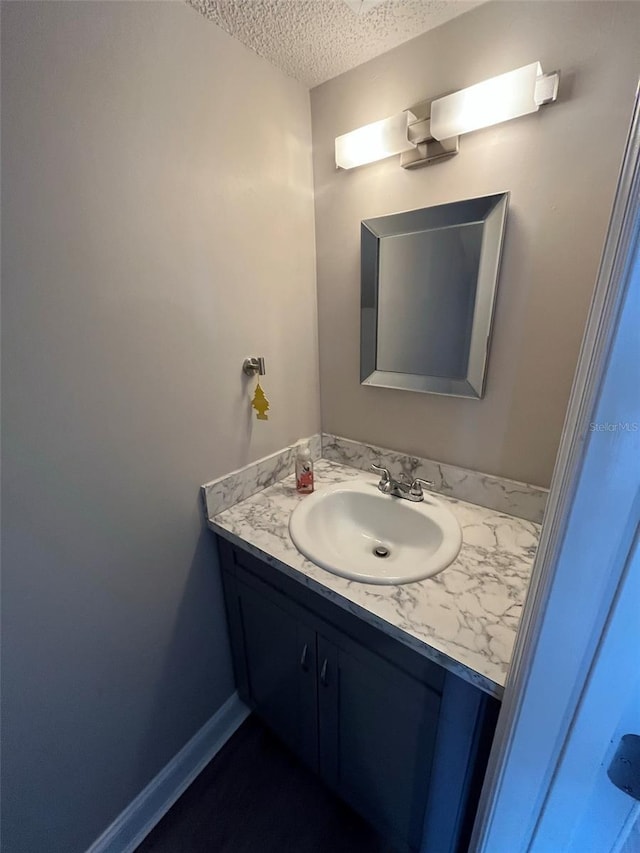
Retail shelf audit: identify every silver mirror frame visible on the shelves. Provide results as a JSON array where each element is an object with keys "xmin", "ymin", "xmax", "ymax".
[{"xmin": 360, "ymin": 192, "xmax": 509, "ymax": 398}]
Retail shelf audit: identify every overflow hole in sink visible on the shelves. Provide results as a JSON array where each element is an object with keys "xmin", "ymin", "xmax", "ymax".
[{"xmin": 373, "ymin": 545, "xmax": 391, "ymax": 559}]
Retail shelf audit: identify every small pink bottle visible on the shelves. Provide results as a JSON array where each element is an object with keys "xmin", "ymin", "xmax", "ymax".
[{"xmin": 295, "ymin": 445, "xmax": 314, "ymax": 494}]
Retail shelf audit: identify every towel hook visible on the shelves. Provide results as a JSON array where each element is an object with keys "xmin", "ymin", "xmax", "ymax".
[{"xmin": 242, "ymin": 357, "xmax": 265, "ymax": 377}]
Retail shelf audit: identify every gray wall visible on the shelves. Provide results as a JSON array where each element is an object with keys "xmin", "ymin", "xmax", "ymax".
[
  {"xmin": 1, "ymin": 3, "xmax": 319, "ymax": 852},
  {"xmin": 311, "ymin": 0, "xmax": 640, "ymax": 487}
]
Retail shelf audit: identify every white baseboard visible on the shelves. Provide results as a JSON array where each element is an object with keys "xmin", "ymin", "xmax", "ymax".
[{"xmin": 86, "ymin": 692, "xmax": 250, "ymax": 853}]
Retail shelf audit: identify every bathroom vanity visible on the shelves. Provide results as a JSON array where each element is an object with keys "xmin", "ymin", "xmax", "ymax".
[
  {"xmin": 218, "ymin": 536, "xmax": 498, "ymax": 853},
  {"xmin": 206, "ymin": 452, "xmax": 540, "ymax": 853}
]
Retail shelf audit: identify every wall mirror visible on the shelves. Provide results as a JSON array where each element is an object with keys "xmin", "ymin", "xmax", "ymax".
[{"xmin": 361, "ymin": 192, "xmax": 509, "ymax": 398}]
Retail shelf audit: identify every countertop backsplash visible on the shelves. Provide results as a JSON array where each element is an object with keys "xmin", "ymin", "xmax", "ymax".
[
  {"xmin": 202, "ymin": 433, "xmax": 547, "ymax": 524},
  {"xmin": 202, "ymin": 434, "xmax": 322, "ymax": 519},
  {"xmin": 322, "ymin": 434, "xmax": 548, "ymax": 524}
]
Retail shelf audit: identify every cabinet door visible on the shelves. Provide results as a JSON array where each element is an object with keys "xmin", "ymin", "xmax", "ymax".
[
  {"xmin": 317, "ymin": 634, "xmax": 441, "ymax": 853},
  {"xmin": 232, "ymin": 575, "xmax": 318, "ymax": 770}
]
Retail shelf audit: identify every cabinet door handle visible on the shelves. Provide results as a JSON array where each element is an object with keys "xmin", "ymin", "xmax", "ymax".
[
  {"xmin": 320, "ymin": 658, "xmax": 329, "ymax": 686},
  {"xmin": 300, "ymin": 643, "xmax": 309, "ymax": 672}
]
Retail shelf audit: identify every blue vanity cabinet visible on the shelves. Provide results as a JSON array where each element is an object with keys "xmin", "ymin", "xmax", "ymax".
[
  {"xmin": 220, "ymin": 561, "xmax": 319, "ymax": 772},
  {"xmin": 218, "ymin": 537, "xmax": 499, "ymax": 853},
  {"xmin": 316, "ymin": 632, "xmax": 441, "ymax": 851}
]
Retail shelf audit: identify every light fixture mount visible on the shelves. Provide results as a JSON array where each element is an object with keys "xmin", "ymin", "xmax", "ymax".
[
  {"xmin": 400, "ymin": 136, "xmax": 459, "ymax": 169},
  {"xmin": 401, "ymin": 113, "xmax": 459, "ymax": 169}
]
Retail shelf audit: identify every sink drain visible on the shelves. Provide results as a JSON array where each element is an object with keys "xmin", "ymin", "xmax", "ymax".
[{"xmin": 373, "ymin": 545, "xmax": 390, "ymax": 559}]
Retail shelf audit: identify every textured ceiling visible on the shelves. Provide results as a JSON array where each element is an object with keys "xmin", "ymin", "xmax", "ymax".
[{"xmin": 187, "ymin": 0, "xmax": 484, "ymax": 88}]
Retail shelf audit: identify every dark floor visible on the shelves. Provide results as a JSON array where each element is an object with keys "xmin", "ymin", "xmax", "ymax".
[{"xmin": 136, "ymin": 715, "xmax": 398, "ymax": 853}]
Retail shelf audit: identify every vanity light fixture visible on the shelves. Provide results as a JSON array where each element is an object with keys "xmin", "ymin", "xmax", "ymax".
[
  {"xmin": 334, "ymin": 110, "xmax": 418, "ymax": 170},
  {"xmin": 430, "ymin": 62, "xmax": 559, "ymax": 140},
  {"xmin": 334, "ymin": 61, "xmax": 559, "ymax": 170}
]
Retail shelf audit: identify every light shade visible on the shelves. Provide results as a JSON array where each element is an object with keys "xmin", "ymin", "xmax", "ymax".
[
  {"xmin": 430, "ymin": 62, "xmax": 543, "ymax": 141},
  {"xmin": 335, "ymin": 110, "xmax": 416, "ymax": 169}
]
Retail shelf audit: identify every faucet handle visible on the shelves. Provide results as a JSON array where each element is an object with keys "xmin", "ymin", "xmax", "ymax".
[
  {"xmin": 409, "ymin": 477, "xmax": 434, "ymax": 499},
  {"xmin": 371, "ymin": 464, "xmax": 390, "ymax": 483}
]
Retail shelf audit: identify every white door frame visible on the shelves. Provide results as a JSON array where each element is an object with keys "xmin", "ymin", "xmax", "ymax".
[
  {"xmin": 531, "ymin": 533, "xmax": 640, "ymax": 852},
  {"xmin": 471, "ymin": 83, "xmax": 640, "ymax": 852}
]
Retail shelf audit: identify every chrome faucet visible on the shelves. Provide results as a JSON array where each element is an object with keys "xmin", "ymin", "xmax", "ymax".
[{"xmin": 371, "ymin": 464, "xmax": 434, "ymax": 502}]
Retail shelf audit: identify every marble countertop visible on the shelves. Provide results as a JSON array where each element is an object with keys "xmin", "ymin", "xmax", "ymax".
[{"xmin": 208, "ymin": 459, "xmax": 540, "ymax": 698}]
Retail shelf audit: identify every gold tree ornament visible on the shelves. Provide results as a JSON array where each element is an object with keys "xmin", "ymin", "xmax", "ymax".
[{"xmin": 251, "ymin": 381, "xmax": 270, "ymax": 421}]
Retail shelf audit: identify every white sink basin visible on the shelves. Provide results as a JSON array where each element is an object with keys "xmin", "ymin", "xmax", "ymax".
[{"xmin": 289, "ymin": 479, "xmax": 462, "ymax": 585}]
